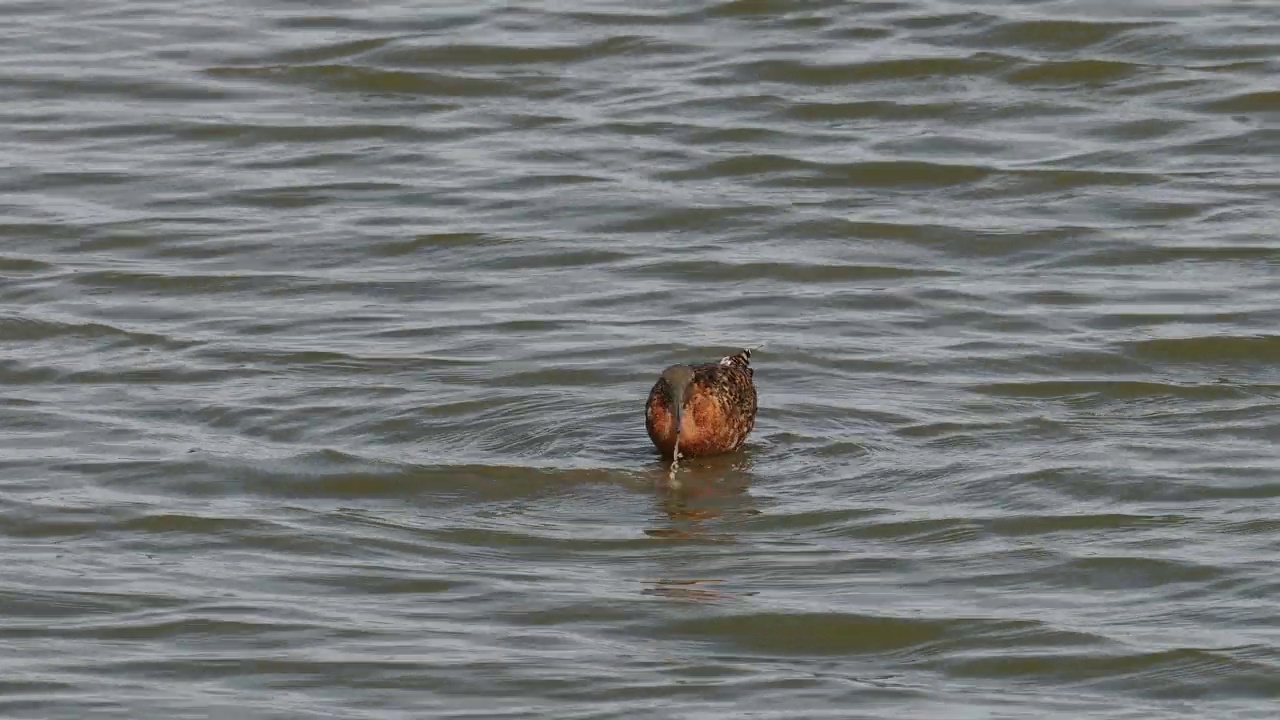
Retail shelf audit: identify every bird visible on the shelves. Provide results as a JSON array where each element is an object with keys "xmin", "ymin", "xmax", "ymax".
[{"xmin": 645, "ymin": 348, "xmax": 757, "ymax": 460}]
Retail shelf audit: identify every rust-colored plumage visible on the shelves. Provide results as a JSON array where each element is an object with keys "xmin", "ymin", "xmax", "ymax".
[{"xmin": 645, "ymin": 349, "xmax": 757, "ymax": 459}]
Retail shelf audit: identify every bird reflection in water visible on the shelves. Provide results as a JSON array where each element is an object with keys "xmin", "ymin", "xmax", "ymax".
[
  {"xmin": 641, "ymin": 454, "xmax": 761, "ymax": 601},
  {"xmin": 648, "ymin": 452, "xmax": 758, "ymax": 532}
]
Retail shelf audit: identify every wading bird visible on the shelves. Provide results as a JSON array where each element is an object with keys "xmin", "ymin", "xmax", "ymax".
[{"xmin": 645, "ymin": 349, "xmax": 757, "ymax": 460}]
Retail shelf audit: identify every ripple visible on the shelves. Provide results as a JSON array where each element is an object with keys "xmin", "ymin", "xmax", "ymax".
[
  {"xmin": 949, "ymin": 646, "xmax": 1280, "ymax": 699},
  {"xmin": 4, "ymin": 0, "xmax": 1279, "ymax": 717},
  {"xmin": 627, "ymin": 259, "xmax": 952, "ymax": 283},
  {"xmin": 662, "ymin": 157, "xmax": 995, "ymax": 189},
  {"xmin": 971, "ymin": 379, "xmax": 1250, "ymax": 401},
  {"xmin": 1126, "ymin": 335, "xmax": 1280, "ymax": 364},
  {"xmin": 1006, "ymin": 59, "xmax": 1146, "ymax": 87},
  {"xmin": 734, "ymin": 54, "xmax": 1014, "ymax": 85},
  {"xmin": 975, "ymin": 19, "xmax": 1159, "ymax": 53},
  {"xmin": 1201, "ymin": 90, "xmax": 1280, "ymax": 114},
  {"xmin": 207, "ymin": 64, "xmax": 535, "ymax": 97}
]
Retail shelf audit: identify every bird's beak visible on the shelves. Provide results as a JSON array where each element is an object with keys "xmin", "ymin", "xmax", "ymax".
[
  {"xmin": 673, "ymin": 399, "xmax": 683, "ymax": 443},
  {"xmin": 670, "ymin": 385, "xmax": 685, "ymax": 445}
]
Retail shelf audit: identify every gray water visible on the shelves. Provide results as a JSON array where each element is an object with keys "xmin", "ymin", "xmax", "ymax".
[{"xmin": 2, "ymin": 1, "xmax": 1279, "ymax": 718}]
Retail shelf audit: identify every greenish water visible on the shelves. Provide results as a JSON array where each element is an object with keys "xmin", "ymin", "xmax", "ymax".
[{"xmin": 2, "ymin": 1, "xmax": 1278, "ymax": 718}]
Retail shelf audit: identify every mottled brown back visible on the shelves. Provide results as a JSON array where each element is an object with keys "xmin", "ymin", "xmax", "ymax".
[{"xmin": 645, "ymin": 349, "xmax": 757, "ymax": 459}]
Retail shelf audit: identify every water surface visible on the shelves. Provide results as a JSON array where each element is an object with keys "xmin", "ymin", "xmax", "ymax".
[{"xmin": 2, "ymin": 1, "xmax": 1278, "ymax": 718}]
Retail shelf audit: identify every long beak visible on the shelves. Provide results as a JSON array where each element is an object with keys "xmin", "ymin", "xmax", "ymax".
[
  {"xmin": 673, "ymin": 399, "xmax": 683, "ymax": 444},
  {"xmin": 669, "ymin": 382, "xmax": 687, "ymax": 448}
]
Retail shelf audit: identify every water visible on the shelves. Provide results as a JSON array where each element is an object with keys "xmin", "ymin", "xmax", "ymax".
[{"xmin": 2, "ymin": 1, "xmax": 1278, "ymax": 717}]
